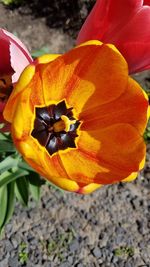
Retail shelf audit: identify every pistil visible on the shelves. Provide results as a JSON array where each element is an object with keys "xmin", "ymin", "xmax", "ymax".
[{"xmin": 53, "ymin": 115, "xmax": 76, "ymax": 133}]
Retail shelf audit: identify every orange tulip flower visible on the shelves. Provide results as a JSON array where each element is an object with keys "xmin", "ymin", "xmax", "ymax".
[{"xmin": 3, "ymin": 41, "xmax": 149, "ymax": 194}]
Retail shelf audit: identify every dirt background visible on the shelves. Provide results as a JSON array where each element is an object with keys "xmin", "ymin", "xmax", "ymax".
[{"xmin": 0, "ymin": 1, "xmax": 150, "ymax": 267}]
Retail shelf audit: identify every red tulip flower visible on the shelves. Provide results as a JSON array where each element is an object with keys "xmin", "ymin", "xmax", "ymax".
[
  {"xmin": 0, "ymin": 28, "xmax": 33, "ymax": 130},
  {"xmin": 77, "ymin": 0, "xmax": 150, "ymax": 74}
]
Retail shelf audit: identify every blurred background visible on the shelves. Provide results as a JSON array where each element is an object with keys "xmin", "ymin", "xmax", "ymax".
[{"xmin": 0, "ymin": 1, "xmax": 150, "ymax": 267}]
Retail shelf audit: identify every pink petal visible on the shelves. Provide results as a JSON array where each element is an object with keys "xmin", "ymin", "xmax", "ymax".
[
  {"xmin": 0, "ymin": 29, "xmax": 33, "ymax": 131},
  {"xmin": 10, "ymin": 42, "xmax": 33, "ymax": 83},
  {"xmin": 3, "ymin": 30, "xmax": 33, "ymax": 83},
  {"xmin": 3, "ymin": 30, "xmax": 32, "ymax": 63},
  {"xmin": 0, "ymin": 29, "xmax": 13, "ymax": 76},
  {"xmin": 0, "ymin": 29, "xmax": 32, "ymax": 82}
]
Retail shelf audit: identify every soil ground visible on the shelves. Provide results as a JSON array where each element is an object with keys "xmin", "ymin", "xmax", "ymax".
[{"xmin": 0, "ymin": 2, "xmax": 150, "ymax": 267}]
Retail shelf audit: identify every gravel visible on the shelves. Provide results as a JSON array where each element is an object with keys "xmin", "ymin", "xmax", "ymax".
[
  {"xmin": 0, "ymin": 171, "xmax": 149, "ymax": 267},
  {"xmin": 0, "ymin": 2, "xmax": 150, "ymax": 267}
]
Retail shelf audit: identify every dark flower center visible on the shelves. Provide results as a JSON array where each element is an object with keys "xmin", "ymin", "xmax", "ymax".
[{"xmin": 31, "ymin": 100, "xmax": 80, "ymax": 155}]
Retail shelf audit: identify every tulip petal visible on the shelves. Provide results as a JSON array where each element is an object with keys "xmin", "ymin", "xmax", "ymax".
[
  {"xmin": 122, "ymin": 172, "xmax": 137, "ymax": 182},
  {"xmin": 76, "ymin": 123, "xmax": 146, "ymax": 184},
  {"xmin": 42, "ymin": 43, "xmax": 128, "ymax": 114},
  {"xmin": 110, "ymin": 6, "xmax": 150, "ymax": 42},
  {"xmin": 1, "ymin": 29, "xmax": 33, "ymax": 82},
  {"xmin": 10, "ymin": 42, "xmax": 33, "ymax": 83},
  {"xmin": 103, "ymin": 4, "xmax": 150, "ymax": 43},
  {"xmin": 118, "ymin": 42, "xmax": 150, "ymax": 73},
  {"xmin": 3, "ymin": 54, "xmax": 61, "ymax": 123},
  {"xmin": 3, "ymin": 30, "xmax": 32, "ymax": 62},
  {"xmin": 12, "ymin": 73, "xmax": 45, "ymax": 137},
  {"xmin": 77, "ymin": 0, "xmax": 143, "ymax": 44},
  {"xmin": 3, "ymin": 64, "xmax": 36, "ymax": 123},
  {"xmin": 76, "ymin": 183, "xmax": 102, "ymax": 194},
  {"xmin": 0, "ymin": 29, "xmax": 13, "ymax": 76},
  {"xmin": 59, "ymin": 146, "xmax": 110, "ymax": 185},
  {"xmin": 58, "ymin": 123, "xmax": 145, "ymax": 185},
  {"xmin": 36, "ymin": 54, "xmax": 60, "ymax": 64},
  {"xmin": 80, "ymin": 77, "xmax": 148, "ymax": 135},
  {"xmin": 77, "ymin": 0, "xmax": 150, "ymax": 74},
  {"xmin": 111, "ymin": 6, "xmax": 150, "ymax": 73},
  {"xmin": 144, "ymin": 0, "xmax": 150, "ymax": 5},
  {"xmin": 12, "ymin": 125, "xmax": 80, "ymax": 192}
]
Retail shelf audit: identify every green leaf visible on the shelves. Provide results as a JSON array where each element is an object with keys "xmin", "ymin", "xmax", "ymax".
[
  {"xmin": 0, "ymin": 156, "xmax": 18, "ymax": 174},
  {"xmin": 0, "ymin": 132, "xmax": 8, "ymax": 141},
  {"xmin": 0, "ymin": 132, "xmax": 12, "ymax": 141},
  {"xmin": 15, "ymin": 177, "xmax": 29, "ymax": 206},
  {"xmin": 0, "ymin": 184, "xmax": 8, "ymax": 229},
  {"xmin": 0, "ymin": 169, "xmax": 28, "ymax": 187},
  {"xmin": 1, "ymin": 0, "xmax": 23, "ymax": 5},
  {"xmin": 29, "ymin": 172, "xmax": 43, "ymax": 202},
  {"xmin": 31, "ymin": 47, "xmax": 50, "ymax": 58},
  {"xmin": 18, "ymin": 161, "xmax": 34, "ymax": 172},
  {"xmin": 29, "ymin": 172, "xmax": 45, "ymax": 186},
  {"xmin": 29, "ymin": 182, "xmax": 41, "ymax": 202},
  {"xmin": 0, "ymin": 140, "xmax": 16, "ymax": 153},
  {"xmin": 0, "ymin": 182, "xmax": 15, "ymax": 231},
  {"xmin": 0, "ymin": 124, "xmax": 5, "ymax": 130}
]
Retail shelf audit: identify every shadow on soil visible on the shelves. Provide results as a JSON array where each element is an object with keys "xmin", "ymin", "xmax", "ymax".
[{"xmin": 8, "ymin": 0, "xmax": 95, "ymax": 37}]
